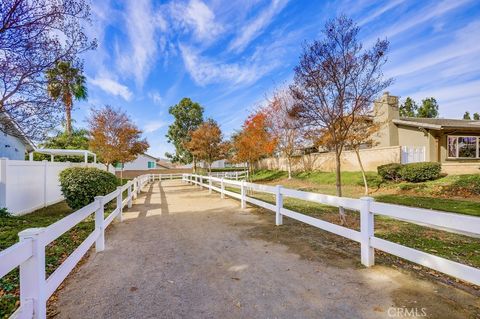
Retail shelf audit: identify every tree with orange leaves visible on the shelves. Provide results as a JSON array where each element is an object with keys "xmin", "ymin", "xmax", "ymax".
[
  {"xmin": 185, "ymin": 119, "xmax": 227, "ymax": 173},
  {"xmin": 232, "ymin": 111, "xmax": 277, "ymax": 174},
  {"xmin": 88, "ymin": 105, "xmax": 149, "ymax": 175}
]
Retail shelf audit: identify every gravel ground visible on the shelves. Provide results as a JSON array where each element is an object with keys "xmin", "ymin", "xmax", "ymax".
[{"xmin": 51, "ymin": 180, "xmax": 479, "ymax": 319}]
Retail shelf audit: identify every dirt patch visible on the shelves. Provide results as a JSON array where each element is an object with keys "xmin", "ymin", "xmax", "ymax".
[{"xmin": 243, "ymin": 207, "xmax": 480, "ymax": 318}]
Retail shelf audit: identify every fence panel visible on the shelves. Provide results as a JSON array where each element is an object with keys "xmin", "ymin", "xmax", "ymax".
[{"xmin": 0, "ymin": 159, "xmax": 108, "ymax": 215}]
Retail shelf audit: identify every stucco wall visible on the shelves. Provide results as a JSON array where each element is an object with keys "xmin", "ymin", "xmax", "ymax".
[
  {"xmin": 396, "ymin": 126, "xmax": 438, "ymax": 161},
  {"xmin": 441, "ymin": 163, "xmax": 480, "ymax": 174},
  {"xmin": 0, "ymin": 132, "xmax": 26, "ymax": 160},
  {"xmin": 256, "ymin": 146, "xmax": 401, "ymax": 172},
  {"xmin": 121, "ymin": 154, "xmax": 158, "ymax": 171}
]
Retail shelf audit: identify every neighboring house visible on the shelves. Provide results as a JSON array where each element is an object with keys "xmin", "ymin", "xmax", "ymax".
[
  {"xmin": 373, "ymin": 92, "xmax": 480, "ymax": 169},
  {"xmin": 116, "ymin": 153, "xmax": 172, "ymax": 171},
  {"xmin": 0, "ymin": 112, "xmax": 35, "ymax": 160}
]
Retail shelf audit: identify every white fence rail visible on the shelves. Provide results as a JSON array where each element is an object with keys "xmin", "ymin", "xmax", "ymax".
[
  {"xmin": 0, "ymin": 174, "xmax": 152, "ymax": 319},
  {"xmin": 183, "ymin": 173, "xmax": 480, "ymax": 286},
  {"xmin": 207, "ymin": 170, "xmax": 248, "ymax": 180},
  {"xmin": 0, "ymin": 158, "xmax": 109, "ymax": 216},
  {"xmin": 401, "ymin": 146, "xmax": 426, "ymax": 164}
]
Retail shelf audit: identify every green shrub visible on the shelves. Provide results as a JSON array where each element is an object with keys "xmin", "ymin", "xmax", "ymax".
[
  {"xmin": 444, "ymin": 174, "xmax": 480, "ymax": 196},
  {"xmin": 0, "ymin": 207, "xmax": 11, "ymax": 218},
  {"xmin": 399, "ymin": 162, "xmax": 441, "ymax": 182},
  {"xmin": 377, "ymin": 163, "xmax": 403, "ymax": 181},
  {"xmin": 59, "ymin": 167, "xmax": 119, "ymax": 209}
]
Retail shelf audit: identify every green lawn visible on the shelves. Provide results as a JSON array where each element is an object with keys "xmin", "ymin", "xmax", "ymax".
[{"xmin": 242, "ymin": 169, "xmax": 480, "ymax": 279}]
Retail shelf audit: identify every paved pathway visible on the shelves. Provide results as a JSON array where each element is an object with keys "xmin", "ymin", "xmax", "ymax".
[{"xmin": 52, "ymin": 180, "xmax": 477, "ymax": 319}]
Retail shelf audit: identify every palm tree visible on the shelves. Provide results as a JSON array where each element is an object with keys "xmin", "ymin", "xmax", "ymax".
[{"xmin": 46, "ymin": 61, "xmax": 87, "ymax": 135}]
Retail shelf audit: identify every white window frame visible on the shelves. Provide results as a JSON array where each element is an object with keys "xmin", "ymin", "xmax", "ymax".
[{"xmin": 447, "ymin": 135, "xmax": 479, "ymax": 159}]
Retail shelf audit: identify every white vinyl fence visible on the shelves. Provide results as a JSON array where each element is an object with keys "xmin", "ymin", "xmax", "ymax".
[
  {"xmin": 207, "ymin": 170, "xmax": 248, "ymax": 180},
  {"xmin": 401, "ymin": 146, "xmax": 426, "ymax": 164},
  {"xmin": 0, "ymin": 159, "xmax": 108, "ymax": 215},
  {"xmin": 0, "ymin": 174, "xmax": 152, "ymax": 319},
  {"xmin": 183, "ymin": 173, "xmax": 480, "ymax": 287}
]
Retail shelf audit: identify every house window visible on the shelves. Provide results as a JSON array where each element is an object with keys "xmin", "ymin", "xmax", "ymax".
[
  {"xmin": 447, "ymin": 136, "xmax": 479, "ymax": 158},
  {"xmin": 148, "ymin": 161, "xmax": 155, "ymax": 168}
]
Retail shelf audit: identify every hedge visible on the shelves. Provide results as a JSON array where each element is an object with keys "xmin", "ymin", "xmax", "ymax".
[
  {"xmin": 399, "ymin": 162, "xmax": 441, "ymax": 182},
  {"xmin": 377, "ymin": 162, "xmax": 441, "ymax": 183},
  {"xmin": 59, "ymin": 167, "xmax": 119, "ymax": 209},
  {"xmin": 377, "ymin": 163, "xmax": 403, "ymax": 181},
  {"xmin": 444, "ymin": 174, "xmax": 480, "ymax": 196}
]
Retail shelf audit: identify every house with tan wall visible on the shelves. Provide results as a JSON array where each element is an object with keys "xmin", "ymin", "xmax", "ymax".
[
  {"xmin": 373, "ymin": 92, "xmax": 480, "ymax": 174},
  {"xmin": 257, "ymin": 92, "xmax": 480, "ymax": 174}
]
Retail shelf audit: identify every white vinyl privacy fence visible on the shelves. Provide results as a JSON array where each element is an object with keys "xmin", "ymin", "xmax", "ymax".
[
  {"xmin": 401, "ymin": 146, "xmax": 426, "ymax": 163},
  {"xmin": 0, "ymin": 174, "xmax": 152, "ymax": 319},
  {"xmin": 183, "ymin": 173, "xmax": 480, "ymax": 287},
  {"xmin": 0, "ymin": 159, "xmax": 108, "ymax": 215}
]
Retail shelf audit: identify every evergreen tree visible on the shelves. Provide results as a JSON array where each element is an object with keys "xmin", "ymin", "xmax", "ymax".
[
  {"xmin": 463, "ymin": 111, "xmax": 471, "ymax": 120},
  {"xmin": 399, "ymin": 97, "xmax": 417, "ymax": 117},
  {"xmin": 417, "ymin": 97, "xmax": 439, "ymax": 118},
  {"xmin": 474, "ymin": 113, "xmax": 480, "ymax": 120}
]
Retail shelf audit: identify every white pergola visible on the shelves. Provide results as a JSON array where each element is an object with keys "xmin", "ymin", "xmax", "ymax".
[{"xmin": 29, "ymin": 148, "xmax": 97, "ymax": 163}]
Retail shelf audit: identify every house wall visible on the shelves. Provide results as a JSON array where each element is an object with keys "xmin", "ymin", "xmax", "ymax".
[
  {"xmin": 396, "ymin": 126, "xmax": 439, "ymax": 161},
  {"xmin": 372, "ymin": 92, "xmax": 400, "ymax": 148},
  {"xmin": 256, "ymin": 146, "xmax": 401, "ymax": 172},
  {"xmin": 121, "ymin": 154, "xmax": 157, "ymax": 171},
  {"xmin": 0, "ymin": 132, "xmax": 27, "ymax": 160}
]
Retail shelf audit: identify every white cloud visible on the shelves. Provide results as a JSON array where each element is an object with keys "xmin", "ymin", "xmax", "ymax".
[
  {"xmin": 148, "ymin": 91, "xmax": 163, "ymax": 105},
  {"xmin": 90, "ymin": 77, "xmax": 133, "ymax": 101},
  {"xmin": 228, "ymin": 0, "xmax": 289, "ymax": 53},
  {"xmin": 143, "ymin": 120, "xmax": 166, "ymax": 133},
  {"xmin": 179, "ymin": 44, "xmax": 274, "ymax": 86},
  {"xmin": 170, "ymin": 0, "xmax": 223, "ymax": 42},
  {"xmin": 386, "ymin": 21, "xmax": 480, "ymax": 78},
  {"xmin": 380, "ymin": 0, "xmax": 472, "ymax": 39},
  {"xmin": 358, "ymin": 0, "xmax": 406, "ymax": 26},
  {"xmin": 117, "ymin": 0, "xmax": 163, "ymax": 87}
]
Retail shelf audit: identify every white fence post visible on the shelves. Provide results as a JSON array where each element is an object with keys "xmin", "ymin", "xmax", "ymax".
[
  {"xmin": 235, "ymin": 171, "xmax": 238, "ymax": 180},
  {"xmin": 275, "ymin": 185, "xmax": 283, "ymax": 226},
  {"xmin": 240, "ymin": 180, "xmax": 246, "ymax": 209},
  {"xmin": 42, "ymin": 160, "xmax": 47, "ymax": 208},
  {"xmin": 360, "ymin": 196, "xmax": 375, "ymax": 267},
  {"xmin": 19, "ymin": 227, "xmax": 47, "ymax": 319},
  {"xmin": 127, "ymin": 183, "xmax": 133, "ymax": 208},
  {"xmin": 221, "ymin": 178, "xmax": 225, "ymax": 199},
  {"xmin": 94, "ymin": 196, "xmax": 105, "ymax": 252},
  {"xmin": 208, "ymin": 178, "xmax": 212, "ymax": 194},
  {"xmin": 116, "ymin": 187, "xmax": 123, "ymax": 222}
]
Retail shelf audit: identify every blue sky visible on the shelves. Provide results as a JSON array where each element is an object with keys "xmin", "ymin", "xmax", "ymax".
[{"xmin": 75, "ymin": 0, "xmax": 480, "ymax": 158}]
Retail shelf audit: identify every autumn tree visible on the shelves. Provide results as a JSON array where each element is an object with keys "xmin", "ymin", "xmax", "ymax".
[
  {"xmin": 88, "ymin": 106, "xmax": 149, "ymax": 177},
  {"xmin": 232, "ymin": 111, "xmax": 277, "ymax": 175},
  {"xmin": 289, "ymin": 16, "xmax": 391, "ymax": 223},
  {"xmin": 166, "ymin": 98, "xmax": 204, "ymax": 171},
  {"xmin": 264, "ymin": 88, "xmax": 303, "ymax": 179},
  {"xmin": 0, "ymin": 0, "xmax": 96, "ymax": 140},
  {"xmin": 185, "ymin": 119, "xmax": 226, "ymax": 173}
]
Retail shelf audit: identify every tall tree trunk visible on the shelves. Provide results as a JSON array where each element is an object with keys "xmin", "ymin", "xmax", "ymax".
[
  {"xmin": 334, "ymin": 148, "xmax": 347, "ymax": 225},
  {"xmin": 354, "ymin": 148, "xmax": 369, "ymax": 196},
  {"xmin": 192, "ymin": 156, "xmax": 197, "ymax": 173},
  {"xmin": 287, "ymin": 156, "xmax": 292, "ymax": 179},
  {"xmin": 65, "ymin": 93, "xmax": 72, "ymax": 135}
]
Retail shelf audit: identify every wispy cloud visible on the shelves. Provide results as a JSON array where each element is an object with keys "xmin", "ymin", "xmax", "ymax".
[
  {"xmin": 380, "ymin": 0, "xmax": 472, "ymax": 39},
  {"xmin": 90, "ymin": 77, "xmax": 133, "ymax": 101},
  {"xmin": 170, "ymin": 0, "xmax": 223, "ymax": 43},
  {"xmin": 228, "ymin": 0, "xmax": 289, "ymax": 53},
  {"xmin": 358, "ymin": 0, "xmax": 406, "ymax": 26},
  {"xmin": 148, "ymin": 91, "xmax": 163, "ymax": 105},
  {"xmin": 116, "ymin": 0, "xmax": 164, "ymax": 87},
  {"xmin": 143, "ymin": 120, "xmax": 166, "ymax": 133}
]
